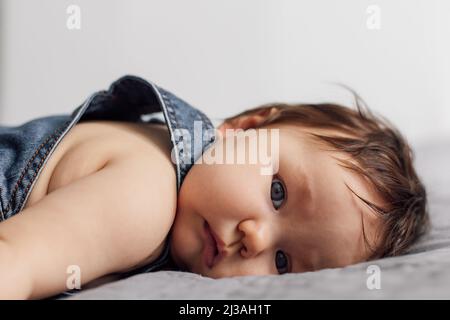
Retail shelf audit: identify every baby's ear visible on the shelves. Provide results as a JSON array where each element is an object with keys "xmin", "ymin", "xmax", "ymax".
[{"xmin": 217, "ymin": 107, "xmax": 278, "ymax": 136}]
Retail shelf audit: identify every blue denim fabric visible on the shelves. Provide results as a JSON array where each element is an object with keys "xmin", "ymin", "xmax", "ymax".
[{"xmin": 0, "ymin": 75, "xmax": 217, "ymax": 297}]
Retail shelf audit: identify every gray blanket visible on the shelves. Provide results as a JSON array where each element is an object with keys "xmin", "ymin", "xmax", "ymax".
[{"xmin": 67, "ymin": 139, "xmax": 450, "ymax": 299}]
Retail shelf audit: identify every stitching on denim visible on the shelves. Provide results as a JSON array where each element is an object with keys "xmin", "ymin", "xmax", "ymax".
[
  {"xmin": 148, "ymin": 85, "xmax": 181, "ymax": 192},
  {"xmin": 161, "ymin": 93, "xmax": 181, "ymax": 130},
  {"xmin": 163, "ymin": 97, "xmax": 184, "ymax": 154},
  {"xmin": 4, "ymin": 122, "xmax": 69, "ymax": 215},
  {"xmin": 0, "ymin": 187, "xmax": 4, "ymax": 221},
  {"xmin": 160, "ymin": 92, "xmax": 187, "ymax": 179}
]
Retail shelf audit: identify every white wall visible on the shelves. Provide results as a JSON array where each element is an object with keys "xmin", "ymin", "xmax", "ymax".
[{"xmin": 1, "ymin": 0, "xmax": 449, "ymax": 148}]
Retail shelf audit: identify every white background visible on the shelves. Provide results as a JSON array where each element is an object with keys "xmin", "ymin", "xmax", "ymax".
[{"xmin": 0, "ymin": 0, "xmax": 449, "ymax": 149}]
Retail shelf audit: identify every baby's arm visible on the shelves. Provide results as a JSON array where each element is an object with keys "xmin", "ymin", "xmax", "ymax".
[{"xmin": 0, "ymin": 154, "xmax": 175, "ymax": 299}]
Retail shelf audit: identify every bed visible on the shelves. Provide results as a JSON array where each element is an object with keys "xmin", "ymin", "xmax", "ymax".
[{"xmin": 64, "ymin": 138, "xmax": 450, "ymax": 299}]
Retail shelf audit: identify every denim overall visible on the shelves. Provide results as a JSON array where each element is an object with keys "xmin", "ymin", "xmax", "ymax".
[{"xmin": 0, "ymin": 75, "xmax": 217, "ymax": 297}]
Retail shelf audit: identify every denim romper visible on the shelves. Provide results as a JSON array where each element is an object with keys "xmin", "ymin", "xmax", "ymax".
[{"xmin": 0, "ymin": 75, "xmax": 217, "ymax": 297}]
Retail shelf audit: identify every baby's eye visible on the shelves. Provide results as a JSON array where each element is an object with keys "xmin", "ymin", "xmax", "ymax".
[
  {"xmin": 271, "ymin": 177, "xmax": 285, "ymax": 210},
  {"xmin": 275, "ymin": 250, "xmax": 289, "ymax": 274}
]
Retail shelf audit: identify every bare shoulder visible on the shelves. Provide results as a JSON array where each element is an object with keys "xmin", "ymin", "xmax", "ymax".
[{"xmin": 24, "ymin": 120, "xmax": 176, "ymax": 210}]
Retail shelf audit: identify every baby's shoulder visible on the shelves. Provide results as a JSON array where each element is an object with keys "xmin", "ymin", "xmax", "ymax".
[
  {"xmin": 60, "ymin": 120, "xmax": 177, "ymax": 197},
  {"xmin": 25, "ymin": 120, "xmax": 176, "ymax": 210}
]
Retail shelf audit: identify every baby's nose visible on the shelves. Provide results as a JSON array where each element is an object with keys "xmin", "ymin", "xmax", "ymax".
[{"xmin": 238, "ymin": 219, "xmax": 270, "ymax": 258}]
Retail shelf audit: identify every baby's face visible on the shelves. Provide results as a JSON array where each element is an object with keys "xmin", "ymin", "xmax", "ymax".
[{"xmin": 169, "ymin": 123, "xmax": 384, "ymax": 278}]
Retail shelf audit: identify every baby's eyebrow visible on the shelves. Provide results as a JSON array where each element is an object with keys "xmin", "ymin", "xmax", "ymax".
[
  {"xmin": 291, "ymin": 252, "xmax": 317, "ymax": 273},
  {"xmin": 290, "ymin": 163, "xmax": 314, "ymax": 212}
]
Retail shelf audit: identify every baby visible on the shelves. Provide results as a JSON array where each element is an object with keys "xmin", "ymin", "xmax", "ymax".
[{"xmin": 0, "ymin": 75, "xmax": 429, "ymax": 299}]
